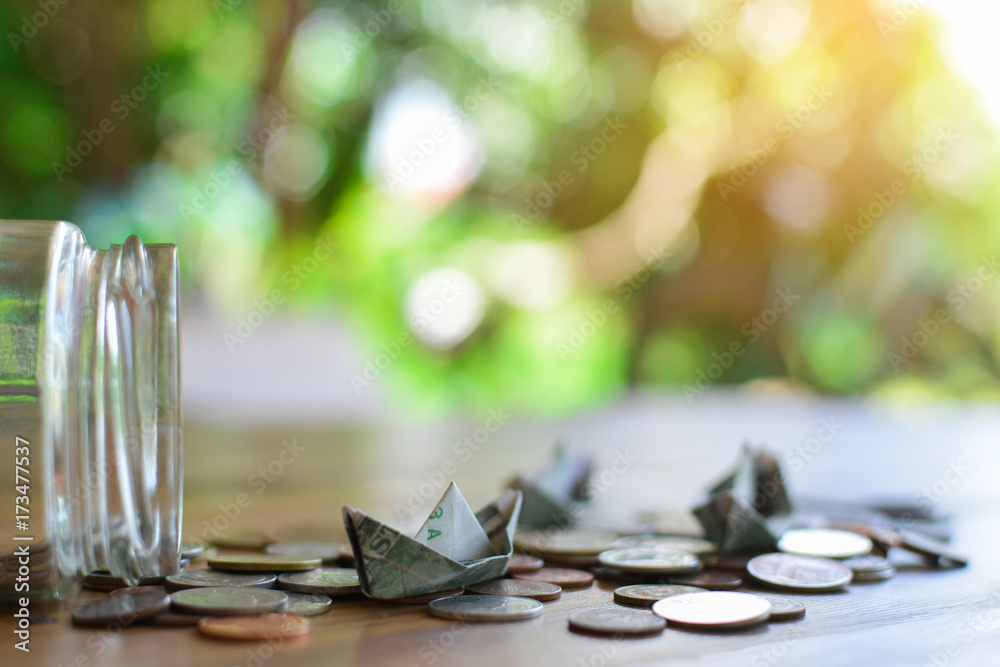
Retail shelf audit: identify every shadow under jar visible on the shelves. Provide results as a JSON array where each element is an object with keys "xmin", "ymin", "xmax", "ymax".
[{"xmin": 0, "ymin": 220, "xmax": 181, "ymax": 603}]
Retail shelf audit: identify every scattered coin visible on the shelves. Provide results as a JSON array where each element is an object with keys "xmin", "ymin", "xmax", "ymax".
[
  {"xmin": 747, "ymin": 553, "xmax": 853, "ymax": 592},
  {"xmin": 265, "ymin": 541, "xmax": 345, "ymax": 564},
  {"xmin": 209, "ymin": 530, "xmax": 273, "ymax": 551},
  {"xmin": 778, "ymin": 529, "xmax": 874, "ymax": 559},
  {"xmin": 613, "ymin": 584, "xmax": 704, "ymax": 607},
  {"xmin": 197, "ymin": 613, "xmax": 312, "ymax": 640},
  {"xmin": 506, "ymin": 554, "xmax": 545, "ymax": 574},
  {"xmin": 110, "ymin": 586, "xmax": 169, "ymax": 598},
  {"xmin": 597, "ymin": 548, "xmax": 702, "ymax": 575},
  {"xmin": 613, "ymin": 535, "xmax": 718, "ymax": 556},
  {"xmin": 145, "ymin": 611, "xmax": 204, "ymax": 627},
  {"xmin": 208, "ymin": 554, "xmax": 322, "ymax": 572},
  {"xmin": 512, "ymin": 567, "xmax": 594, "ymax": 589},
  {"xmin": 590, "ymin": 566, "xmax": 656, "ymax": 585},
  {"xmin": 540, "ymin": 553, "xmax": 601, "ymax": 567},
  {"xmin": 652, "ymin": 592, "xmax": 772, "ymax": 630},
  {"xmin": 165, "ymin": 570, "xmax": 277, "ymax": 591},
  {"xmin": 896, "ymin": 530, "xmax": 969, "ymax": 568},
  {"xmin": 377, "ymin": 588, "xmax": 465, "ymax": 604},
  {"xmin": 568, "ymin": 608, "xmax": 666, "ymax": 636},
  {"xmin": 283, "ymin": 592, "xmax": 334, "ymax": 616},
  {"xmin": 72, "ymin": 591, "xmax": 171, "ymax": 627},
  {"xmin": 83, "ymin": 570, "xmax": 166, "ymax": 591},
  {"xmin": 670, "ymin": 571, "xmax": 742, "ymax": 591},
  {"xmin": 180, "ymin": 542, "xmax": 205, "ymax": 560},
  {"xmin": 842, "ymin": 555, "xmax": 894, "ymax": 574},
  {"xmin": 466, "ymin": 579, "xmax": 561, "ymax": 601},
  {"xmin": 755, "ymin": 594, "xmax": 806, "ymax": 621},
  {"xmin": 851, "ymin": 566, "xmax": 896, "ymax": 582},
  {"xmin": 427, "ymin": 595, "xmax": 543, "ymax": 622},
  {"xmin": 515, "ymin": 530, "xmax": 619, "ymax": 556},
  {"xmin": 703, "ymin": 554, "xmax": 754, "ymax": 572},
  {"xmin": 170, "ymin": 587, "xmax": 289, "ymax": 616},
  {"xmin": 277, "ymin": 568, "xmax": 362, "ymax": 596}
]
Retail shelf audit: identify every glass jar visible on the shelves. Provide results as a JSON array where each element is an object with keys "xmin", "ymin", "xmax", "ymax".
[{"xmin": 0, "ymin": 220, "xmax": 181, "ymax": 602}]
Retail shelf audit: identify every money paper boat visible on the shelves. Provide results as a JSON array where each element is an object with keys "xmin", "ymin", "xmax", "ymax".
[
  {"xmin": 692, "ymin": 444, "xmax": 792, "ymax": 554},
  {"xmin": 508, "ymin": 443, "xmax": 592, "ymax": 529},
  {"xmin": 343, "ymin": 483, "xmax": 522, "ymax": 599}
]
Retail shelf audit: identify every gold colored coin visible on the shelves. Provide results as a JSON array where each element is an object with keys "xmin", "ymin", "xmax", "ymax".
[{"xmin": 208, "ymin": 554, "xmax": 321, "ymax": 572}]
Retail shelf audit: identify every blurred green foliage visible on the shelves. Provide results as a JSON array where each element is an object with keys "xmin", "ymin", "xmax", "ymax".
[{"xmin": 4, "ymin": 0, "xmax": 1000, "ymax": 414}]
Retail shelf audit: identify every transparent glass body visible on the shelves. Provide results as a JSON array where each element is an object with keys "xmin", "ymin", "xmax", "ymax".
[{"xmin": 0, "ymin": 220, "xmax": 181, "ymax": 602}]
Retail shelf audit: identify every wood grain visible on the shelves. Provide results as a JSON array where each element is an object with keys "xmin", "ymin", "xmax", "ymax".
[{"xmin": 3, "ymin": 395, "xmax": 999, "ymax": 666}]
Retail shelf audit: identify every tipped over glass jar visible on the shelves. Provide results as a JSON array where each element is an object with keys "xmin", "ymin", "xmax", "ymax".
[{"xmin": 0, "ymin": 220, "xmax": 181, "ymax": 603}]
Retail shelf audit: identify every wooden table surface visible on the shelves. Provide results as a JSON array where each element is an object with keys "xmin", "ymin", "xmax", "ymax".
[{"xmin": 5, "ymin": 393, "xmax": 1000, "ymax": 666}]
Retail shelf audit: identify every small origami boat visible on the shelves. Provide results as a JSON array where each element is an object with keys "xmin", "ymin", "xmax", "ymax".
[
  {"xmin": 508, "ymin": 443, "xmax": 592, "ymax": 529},
  {"xmin": 343, "ymin": 483, "xmax": 522, "ymax": 599}
]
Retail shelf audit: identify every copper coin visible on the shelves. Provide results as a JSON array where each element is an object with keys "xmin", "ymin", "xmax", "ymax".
[
  {"xmin": 145, "ymin": 611, "xmax": 204, "ymax": 627},
  {"xmin": 376, "ymin": 588, "xmax": 465, "ymax": 605},
  {"xmin": 703, "ymin": 554, "xmax": 754, "ymax": 573},
  {"xmin": 513, "ymin": 567, "xmax": 594, "ymax": 589},
  {"xmin": 110, "ymin": 585, "xmax": 169, "ymax": 598},
  {"xmin": 197, "ymin": 613, "xmax": 312, "ymax": 640},
  {"xmin": 671, "ymin": 571, "xmax": 743, "ymax": 591},
  {"xmin": 72, "ymin": 591, "xmax": 171, "ymax": 627},
  {"xmin": 506, "ymin": 554, "xmax": 544, "ymax": 574},
  {"xmin": 569, "ymin": 608, "xmax": 666, "ymax": 636},
  {"xmin": 466, "ymin": 579, "xmax": 561, "ymax": 601},
  {"xmin": 542, "ymin": 553, "xmax": 600, "ymax": 567}
]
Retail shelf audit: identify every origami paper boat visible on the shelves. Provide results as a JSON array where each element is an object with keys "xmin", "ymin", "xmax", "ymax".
[
  {"xmin": 343, "ymin": 483, "xmax": 522, "ymax": 599},
  {"xmin": 508, "ymin": 443, "xmax": 591, "ymax": 529}
]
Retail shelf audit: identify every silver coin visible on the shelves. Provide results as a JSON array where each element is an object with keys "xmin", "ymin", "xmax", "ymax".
[
  {"xmin": 747, "ymin": 553, "xmax": 853, "ymax": 592},
  {"xmin": 180, "ymin": 541, "xmax": 205, "ymax": 560},
  {"xmin": 515, "ymin": 531, "xmax": 619, "ymax": 556},
  {"xmin": 170, "ymin": 587, "xmax": 288, "ymax": 615},
  {"xmin": 598, "ymin": 548, "xmax": 702, "ymax": 574},
  {"xmin": 283, "ymin": 592, "xmax": 334, "ymax": 616},
  {"xmin": 72, "ymin": 592, "xmax": 171, "ymax": 627},
  {"xmin": 652, "ymin": 592, "xmax": 772, "ymax": 629},
  {"xmin": 265, "ymin": 541, "xmax": 346, "ymax": 564},
  {"xmin": 841, "ymin": 555, "xmax": 893, "ymax": 574},
  {"xmin": 465, "ymin": 579, "xmax": 561, "ymax": 601},
  {"xmin": 427, "ymin": 595, "xmax": 543, "ymax": 622},
  {"xmin": 778, "ymin": 529, "xmax": 873, "ymax": 559},
  {"xmin": 613, "ymin": 584, "xmax": 705, "ymax": 607},
  {"xmin": 568, "ymin": 608, "xmax": 666, "ymax": 636},
  {"xmin": 165, "ymin": 570, "xmax": 277, "ymax": 591},
  {"xmin": 851, "ymin": 566, "xmax": 896, "ymax": 582},
  {"xmin": 277, "ymin": 567, "xmax": 361, "ymax": 596},
  {"xmin": 755, "ymin": 594, "xmax": 806, "ymax": 621},
  {"xmin": 613, "ymin": 535, "xmax": 718, "ymax": 556}
]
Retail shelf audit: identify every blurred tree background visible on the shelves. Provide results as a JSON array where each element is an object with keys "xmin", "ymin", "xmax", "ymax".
[{"xmin": 3, "ymin": 0, "xmax": 1000, "ymax": 415}]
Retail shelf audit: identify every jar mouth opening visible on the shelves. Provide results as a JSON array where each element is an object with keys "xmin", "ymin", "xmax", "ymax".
[{"xmin": 45, "ymin": 227, "xmax": 182, "ymax": 592}]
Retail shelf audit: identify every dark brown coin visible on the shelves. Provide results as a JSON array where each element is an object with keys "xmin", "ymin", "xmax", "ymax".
[
  {"xmin": 376, "ymin": 588, "xmax": 465, "ymax": 605},
  {"xmin": 702, "ymin": 553, "xmax": 754, "ymax": 572},
  {"xmin": 72, "ymin": 591, "xmax": 171, "ymax": 627},
  {"xmin": 110, "ymin": 585, "xmax": 169, "ymax": 598},
  {"xmin": 83, "ymin": 570, "xmax": 166, "ymax": 591},
  {"xmin": 166, "ymin": 570, "xmax": 277, "ymax": 590},
  {"xmin": 541, "ymin": 553, "xmax": 600, "ymax": 567},
  {"xmin": 568, "ymin": 608, "xmax": 666, "ymax": 636},
  {"xmin": 671, "ymin": 571, "xmax": 743, "ymax": 591},
  {"xmin": 513, "ymin": 567, "xmax": 594, "ymax": 589},
  {"xmin": 590, "ymin": 566, "xmax": 656, "ymax": 585},
  {"xmin": 466, "ymin": 579, "xmax": 561, "ymax": 601},
  {"xmin": 506, "ymin": 554, "xmax": 544, "ymax": 574},
  {"xmin": 197, "ymin": 613, "xmax": 312, "ymax": 640},
  {"xmin": 145, "ymin": 611, "xmax": 204, "ymax": 627}
]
